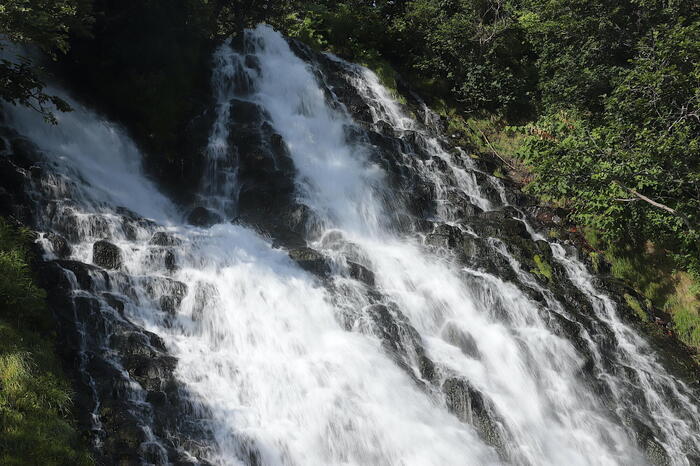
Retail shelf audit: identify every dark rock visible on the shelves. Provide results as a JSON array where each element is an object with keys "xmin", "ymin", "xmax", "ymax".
[
  {"xmin": 469, "ymin": 210, "xmax": 529, "ymax": 240},
  {"xmin": 374, "ymin": 120, "xmax": 395, "ymax": 137},
  {"xmin": 418, "ymin": 354, "xmax": 437, "ymax": 382},
  {"xmin": 425, "ymin": 224, "xmax": 462, "ymax": 249},
  {"xmin": 366, "ymin": 304, "xmax": 424, "ymax": 362},
  {"xmin": 125, "ymin": 353, "xmax": 178, "ymax": 392},
  {"xmin": 144, "ymin": 277, "xmax": 188, "ymax": 304},
  {"xmin": 93, "ymin": 240, "xmax": 123, "ymax": 270},
  {"xmin": 442, "ymin": 377, "xmax": 507, "ymax": 456},
  {"xmin": 160, "ymin": 295, "xmax": 182, "ymax": 315},
  {"xmin": 446, "ymin": 191, "xmax": 484, "ymax": 220},
  {"xmin": 289, "ymin": 247, "xmax": 330, "ymax": 276},
  {"xmin": 164, "ymin": 250, "xmax": 177, "ymax": 271},
  {"xmin": 187, "ymin": 206, "xmax": 222, "ymax": 227},
  {"xmin": 54, "ymin": 259, "xmax": 109, "ymax": 291},
  {"xmin": 347, "ymin": 261, "xmax": 375, "ymax": 286},
  {"xmin": 102, "ymin": 292, "xmax": 126, "ymax": 314},
  {"xmin": 150, "ymin": 231, "xmax": 182, "ymax": 247},
  {"xmin": 46, "ymin": 232, "xmax": 72, "ymax": 258}
]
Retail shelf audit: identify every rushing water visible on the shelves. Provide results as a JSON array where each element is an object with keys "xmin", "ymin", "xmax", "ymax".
[{"xmin": 2, "ymin": 24, "xmax": 699, "ymax": 466}]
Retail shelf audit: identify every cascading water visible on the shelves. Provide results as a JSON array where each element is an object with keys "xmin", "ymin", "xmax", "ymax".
[{"xmin": 1, "ymin": 24, "xmax": 699, "ymax": 466}]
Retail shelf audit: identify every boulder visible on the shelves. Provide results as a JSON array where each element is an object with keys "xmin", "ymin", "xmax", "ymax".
[
  {"xmin": 187, "ymin": 206, "xmax": 222, "ymax": 227},
  {"xmin": 93, "ymin": 240, "xmax": 123, "ymax": 269},
  {"xmin": 289, "ymin": 247, "xmax": 330, "ymax": 276},
  {"xmin": 55, "ymin": 259, "xmax": 109, "ymax": 290},
  {"xmin": 150, "ymin": 231, "xmax": 182, "ymax": 247},
  {"xmin": 45, "ymin": 232, "xmax": 72, "ymax": 258}
]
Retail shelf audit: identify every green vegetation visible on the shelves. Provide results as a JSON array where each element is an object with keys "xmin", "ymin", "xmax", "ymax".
[
  {"xmin": 0, "ymin": 0, "xmax": 92, "ymax": 122},
  {"xmin": 586, "ymin": 229, "xmax": 700, "ymax": 350},
  {"xmin": 0, "ymin": 219, "xmax": 92, "ymax": 465},
  {"xmin": 624, "ymin": 294, "xmax": 648, "ymax": 323},
  {"xmin": 531, "ymin": 254, "xmax": 553, "ymax": 282}
]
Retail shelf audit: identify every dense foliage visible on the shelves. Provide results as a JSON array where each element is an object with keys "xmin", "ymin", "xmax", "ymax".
[
  {"xmin": 518, "ymin": 14, "xmax": 700, "ymax": 276},
  {"xmin": 0, "ymin": 0, "xmax": 92, "ymax": 122},
  {"xmin": 0, "ymin": 219, "xmax": 92, "ymax": 465}
]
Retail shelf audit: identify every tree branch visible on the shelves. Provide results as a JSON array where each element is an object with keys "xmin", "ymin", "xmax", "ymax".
[{"xmin": 614, "ymin": 181, "xmax": 676, "ymax": 214}]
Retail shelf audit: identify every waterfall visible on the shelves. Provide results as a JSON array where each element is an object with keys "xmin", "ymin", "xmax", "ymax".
[{"xmin": 1, "ymin": 24, "xmax": 699, "ymax": 466}]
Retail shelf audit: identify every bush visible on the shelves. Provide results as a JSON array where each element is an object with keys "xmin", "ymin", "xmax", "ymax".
[{"xmin": 0, "ymin": 219, "xmax": 92, "ymax": 465}]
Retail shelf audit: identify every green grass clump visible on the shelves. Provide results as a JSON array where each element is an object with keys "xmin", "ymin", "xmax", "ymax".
[
  {"xmin": 532, "ymin": 254, "xmax": 554, "ymax": 282},
  {"xmin": 624, "ymin": 294, "xmax": 648, "ymax": 322},
  {"xmin": 674, "ymin": 306, "xmax": 700, "ymax": 347},
  {"xmin": 0, "ymin": 219, "xmax": 92, "ymax": 465}
]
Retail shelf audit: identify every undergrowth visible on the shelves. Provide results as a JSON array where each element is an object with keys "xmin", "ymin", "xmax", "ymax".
[{"xmin": 0, "ymin": 219, "xmax": 92, "ymax": 465}]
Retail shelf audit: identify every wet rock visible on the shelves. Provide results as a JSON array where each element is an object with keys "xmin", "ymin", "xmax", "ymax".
[
  {"xmin": 374, "ymin": 120, "xmax": 395, "ymax": 137},
  {"xmin": 164, "ymin": 250, "xmax": 177, "ymax": 271},
  {"xmin": 460, "ymin": 235, "xmax": 481, "ymax": 258},
  {"xmin": 442, "ymin": 377, "xmax": 507, "ymax": 456},
  {"xmin": 643, "ymin": 436, "xmax": 671, "ymax": 466},
  {"xmin": 366, "ymin": 303, "xmax": 423, "ymax": 359},
  {"xmin": 150, "ymin": 231, "xmax": 182, "ymax": 247},
  {"xmin": 469, "ymin": 210, "xmax": 529, "ymax": 240},
  {"xmin": 144, "ymin": 277, "xmax": 188, "ymax": 305},
  {"xmin": 445, "ymin": 191, "xmax": 484, "ymax": 219},
  {"xmin": 418, "ymin": 354, "xmax": 437, "ymax": 382},
  {"xmin": 160, "ymin": 294, "xmax": 182, "ymax": 315},
  {"xmin": 102, "ymin": 292, "xmax": 126, "ymax": 314},
  {"xmin": 93, "ymin": 240, "xmax": 123, "ymax": 269},
  {"xmin": 54, "ymin": 259, "xmax": 109, "ymax": 291},
  {"xmin": 441, "ymin": 322, "xmax": 481, "ymax": 359},
  {"xmin": 289, "ymin": 247, "xmax": 330, "ymax": 276},
  {"xmin": 125, "ymin": 353, "xmax": 178, "ymax": 392},
  {"xmin": 45, "ymin": 232, "xmax": 72, "ymax": 258},
  {"xmin": 425, "ymin": 224, "xmax": 462, "ymax": 249},
  {"xmin": 347, "ymin": 261, "xmax": 375, "ymax": 286},
  {"xmin": 187, "ymin": 206, "xmax": 222, "ymax": 227},
  {"xmin": 191, "ymin": 282, "xmax": 219, "ymax": 322}
]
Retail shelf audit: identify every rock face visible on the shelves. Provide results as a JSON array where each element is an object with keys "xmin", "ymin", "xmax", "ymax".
[
  {"xmin": 187, "ymin": 206, "xmax": 222, "ymax": 227},
  {"xmin": 93, "ymin": 240, "xmax": 123, "ymax": 269}
]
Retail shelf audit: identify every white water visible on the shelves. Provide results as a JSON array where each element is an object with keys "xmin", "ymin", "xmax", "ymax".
[{"xmin": 2, "ymin": 24, "xmax": 699, "ymax": 466}]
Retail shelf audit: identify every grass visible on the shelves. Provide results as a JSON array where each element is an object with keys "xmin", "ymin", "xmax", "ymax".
[
  {"xmin": 624, "ymin": 294, "xmax": 649, "ymax": 322},
  {"xmin": 585, "ymin": 229, "xmax": 700, "ymax": 351},
  {"xmin": 0, "ymin": 219, "xmax": 92, "ymax": 465}
]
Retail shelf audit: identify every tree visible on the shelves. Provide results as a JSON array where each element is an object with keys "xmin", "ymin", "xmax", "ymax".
[
  {"xmin": 0, "ymin": 0, "xmax": 92, "ymax": 122},
  {"xmin": 519, "ymin": 19, "xmax": 700, "ymax": 274}
]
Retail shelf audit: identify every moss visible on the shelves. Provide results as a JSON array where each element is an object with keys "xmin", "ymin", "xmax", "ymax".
[
  {"xmin": 624, "ymin": 293, "xmax": 648, "ymax": 322},
  {"xmin": 531, "ymin": 254, "xmax": 554, "ymax": 281},
  {"xmin": 0, "ymin": 219, "xmax": 92, "ymax": 465}
]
